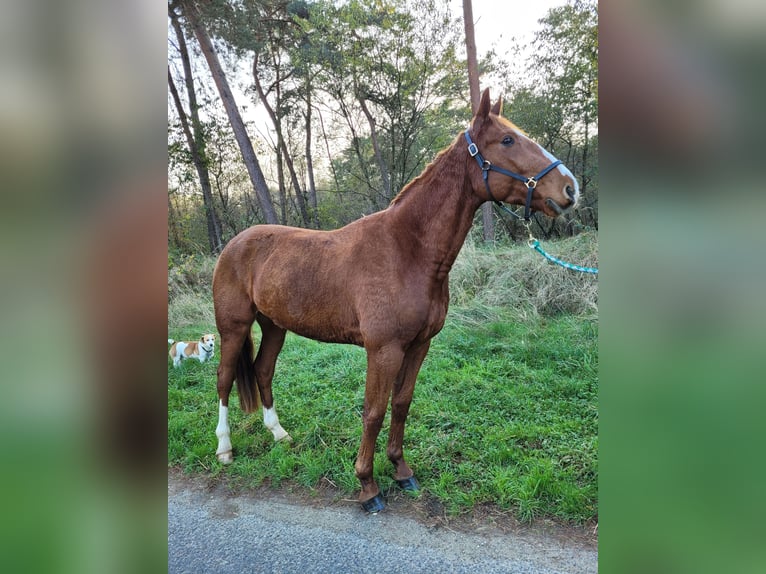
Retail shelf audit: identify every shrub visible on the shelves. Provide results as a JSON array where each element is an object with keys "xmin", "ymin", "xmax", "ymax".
[{"xmin": 168, "ymin": 254, "xmax": 217, "ymax": 300}]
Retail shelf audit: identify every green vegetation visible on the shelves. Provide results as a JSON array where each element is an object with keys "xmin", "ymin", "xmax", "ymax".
[
  {"xmin": 168, "ymin": 0, "xmax": 598, "ymax": 251},
  {"xmin": 168, "ymin": 233, "xmax": 598, "ymax": 523}
]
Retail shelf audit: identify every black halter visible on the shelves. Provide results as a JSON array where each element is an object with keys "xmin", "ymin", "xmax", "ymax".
[{"xmin": 464, "ymin": 130, "xmax": 562, "ymax": 221}]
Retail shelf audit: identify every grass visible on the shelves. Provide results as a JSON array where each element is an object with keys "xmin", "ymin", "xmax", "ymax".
[{"xmin": 168, "ymin": 233, "xmax": 598, "ymax": 523}]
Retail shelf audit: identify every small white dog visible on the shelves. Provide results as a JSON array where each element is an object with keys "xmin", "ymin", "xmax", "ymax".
[{"xmin": 168, "ymin": 334, "xmax": 216, "ymax": 367}]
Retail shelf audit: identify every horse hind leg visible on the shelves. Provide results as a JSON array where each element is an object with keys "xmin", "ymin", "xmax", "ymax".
[
  {"xmin": 215, "ymin": 317, "xmax": 257, "ymax": 464},
  {"xmin": 215, "ymin": 400, "xmax": 234, "ymax": 464},
  {"xmin": 254, "ymin": 314, "xmax": 292, "ymax": 443}
]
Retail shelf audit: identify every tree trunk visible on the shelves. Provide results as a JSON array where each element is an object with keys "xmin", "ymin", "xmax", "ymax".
[
  {"xmin": 581, "ymin": 107, "xmax": 589, "ymax": 197},
  {"xmin": 253, "ymin": 56, "xmax": 311, "ymax": 227},
  {"xmin": 462, "ymin": 0, "xmax": 494, "ymax": 242},
  {"xmin": 168, "ymin": 191, "xmax": 183, "ymax": 251},
  {"xmin": 357, "ymin": 94, "xmax": 392, "ymax": 203},
  {"xmin": 317, "ymin": 105, "xmax": 342, "ymax": 197},
  {"xmin": 304, "ymin": 75, "xmax": 320, "ymax": 229},
  {"xmin": 181, "ymin": 0, "xmax": 278, "ymax": 224},
  {"xmin": 336, "ymin": 95, "xmax": 377, "ymax": 211},
  {"xmin": 275, "ymin": 146, "xmax": 288, "ymax": 224},
  {"xmin": 169, "ymin": 9, "xmax": 223, "ymax": 253},
  {"xmin": 167, "ymin": 68, "xmax": 223, "ymax": 254}
]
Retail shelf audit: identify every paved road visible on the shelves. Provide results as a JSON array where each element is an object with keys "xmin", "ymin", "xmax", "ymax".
[{"xmin": 168, "ymin": 473, "xmax": 597, "ymax": 574}]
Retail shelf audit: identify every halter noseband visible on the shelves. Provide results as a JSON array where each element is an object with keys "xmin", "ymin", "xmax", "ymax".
[{"xmin": 464, "ymin": 129, "xmax": 562, "ymax": 221}]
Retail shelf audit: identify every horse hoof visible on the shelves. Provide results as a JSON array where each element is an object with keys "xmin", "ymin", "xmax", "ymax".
[
  {"xmin": 217, "ymin": 451, "xmax": 233, "ymax": 464},
  {"xmin": 396, "ymin": 476, "xmax": 420, "ymax": 492},
  {"xmin": 361, "ymin": 494, "xmax": 386, "ymax": 514}
]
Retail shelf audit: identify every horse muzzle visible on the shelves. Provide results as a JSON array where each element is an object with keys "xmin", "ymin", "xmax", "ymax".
[{"xmin": 545, "ymin": 182, "xmax": 579, "ymax": 215}]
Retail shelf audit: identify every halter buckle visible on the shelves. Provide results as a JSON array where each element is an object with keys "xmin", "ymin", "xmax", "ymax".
[
  {"xmin": 525, "ymin": 177, "xmax": 538, "ymax": 189},
  {"xmin": 523, "ymin": 221, "xmax": 536, "ymax": 246},
  {"xmin": 481, "ymin": 160, "xmax": 491, "ymax": 171},
  {"xmin": 467, "ymin": 142, "xmax": 479, "ymax": 157}
]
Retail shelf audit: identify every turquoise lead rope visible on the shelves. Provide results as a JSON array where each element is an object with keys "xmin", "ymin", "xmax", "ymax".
[
  {"xmin": 485, "ymin": 186, "xmax": 599, "ymax": 275},
  {"xmin": 528, "ymin": 238, "xmax": 598, "ymax": 274},
  {"xmin": 523, "ymin": 221, "xmax": 598, "ymax": 275}
]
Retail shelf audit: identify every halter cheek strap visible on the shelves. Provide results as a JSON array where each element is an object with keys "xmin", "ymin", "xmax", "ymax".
[{"xmin": 464, "ymin": 130, "xmax": 562, "ymax": 221}]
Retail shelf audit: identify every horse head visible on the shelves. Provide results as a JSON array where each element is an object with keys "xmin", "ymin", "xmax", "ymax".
[{"xmin": 466, "ymin": 88, "xmax": 579, "ymax": 218}]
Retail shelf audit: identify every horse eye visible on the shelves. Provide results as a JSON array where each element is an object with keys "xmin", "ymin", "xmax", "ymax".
[{"xmin": 501, "ymin": 136, "xmax": 514, "ymax": 146}]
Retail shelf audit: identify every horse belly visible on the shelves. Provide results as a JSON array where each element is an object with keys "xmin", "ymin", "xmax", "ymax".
[
  {"xmin": 253, "ymin": 268, "xmax": 363, "ymax": 345},
  {"xmin": 270, "ymin": 304, "xmax": 363, "ymax": 346},
  {"xmin": 291, "ymin": 321, "xmax": 363, "ymax": 346}
]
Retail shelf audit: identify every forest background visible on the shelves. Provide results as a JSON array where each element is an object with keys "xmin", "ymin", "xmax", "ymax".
[{"xmin": 167, "ymin": 0, "xmax": 597, "ymax": 257}]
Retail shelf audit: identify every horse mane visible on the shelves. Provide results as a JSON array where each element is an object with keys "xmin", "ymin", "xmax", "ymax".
[{"xmin": 389, "ymin": 134, "xmax": 463, "ymax": 207}]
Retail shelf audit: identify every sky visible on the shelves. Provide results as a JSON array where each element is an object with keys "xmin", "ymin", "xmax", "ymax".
[{"xmin": 450, "ymin": 0, "xmax": 567, "ymax": 61}]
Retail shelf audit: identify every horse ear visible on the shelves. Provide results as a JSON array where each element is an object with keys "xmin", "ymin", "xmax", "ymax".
[
  {"xmin": 491, "ymin": 96, "xmax": 503, "ymax": 116},
  {"xmin": 477, "ymin": 88, "xmax": 491, "ymax": 120}
]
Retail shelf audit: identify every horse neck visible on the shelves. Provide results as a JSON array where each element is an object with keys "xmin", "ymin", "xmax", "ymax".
[{"xmin": 387, "ymin": 139, "xmax": 483, "ymax": 279}]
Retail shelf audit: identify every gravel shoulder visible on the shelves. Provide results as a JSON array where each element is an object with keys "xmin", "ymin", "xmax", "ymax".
[{"xmin": 168, "ymin": 469, "xmax": 597, "ymax": 574}]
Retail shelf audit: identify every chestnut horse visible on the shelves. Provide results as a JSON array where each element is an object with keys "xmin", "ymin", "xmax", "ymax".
[{"xmin": 212, "ymin": 88, "xmax": 579, "ymax": 512}]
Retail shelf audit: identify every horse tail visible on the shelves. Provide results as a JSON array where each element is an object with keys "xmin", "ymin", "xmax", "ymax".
[{"xmin": 235, "ymin": 330, "xmax": 260, "ymax": 414}]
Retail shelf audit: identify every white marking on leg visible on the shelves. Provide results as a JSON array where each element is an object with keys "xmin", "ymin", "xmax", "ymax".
[
  {"xmin": 263, "ymin": 406, "xmax": 291, "ymax": 443},
  {"xmin": 216, "ymin": 400, "xmax": 233, "ymax": 463}
]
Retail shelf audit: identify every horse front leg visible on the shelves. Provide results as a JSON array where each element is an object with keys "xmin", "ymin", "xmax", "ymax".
[
  {"xmin": 355, "ymin": 344, "xmax": 405, "ymax": 513},
  {"xmin": 387, "ymin": 340, "xmax": 430, "ymax": 492}
]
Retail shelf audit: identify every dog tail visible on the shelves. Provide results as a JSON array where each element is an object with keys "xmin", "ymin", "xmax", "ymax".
[
  {"xmin": 168, "ymin": 338, "xmax": 175, "ymax": 345},
  {"xmin": 235, "ymin": 330, "xmax": 260, "ymax": 414}
]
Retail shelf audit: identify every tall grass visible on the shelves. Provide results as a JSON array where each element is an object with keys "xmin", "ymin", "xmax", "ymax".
[
  {"xmin": 450, "ymin": 231, "xmax": 598, "ymax": 319},
  {"xmin": 168, "ymin": 234, "xmax": 598, "ymax": 523},
  {"xmin": 167, "ymin": 253, "xmax": 215, "ymax": 328}
]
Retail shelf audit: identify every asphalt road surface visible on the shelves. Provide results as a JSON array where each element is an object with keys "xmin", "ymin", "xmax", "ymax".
[{"xmin": 168, "ymin": 472, "xmax": 597, "ymax": 574}]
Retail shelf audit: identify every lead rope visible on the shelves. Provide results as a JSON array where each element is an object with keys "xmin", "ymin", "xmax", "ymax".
[{"xmin": 522, "ymin": 221, "xmax": 598, "ymax": 275}]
